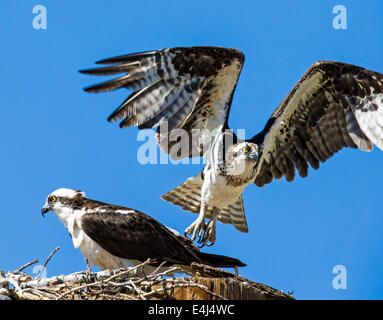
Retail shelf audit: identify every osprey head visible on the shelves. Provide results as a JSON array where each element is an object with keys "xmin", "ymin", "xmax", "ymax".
[
  {"xmin": 233, "ymin": 142, "xmax": 259, "ymax": 162},
  {"xmin": 224, "ymin": 142, "xmax": 259, "ymax": 176},
  {"xmin": 41, "ymin": 188, "xmax": 86, "ymax": 217}
]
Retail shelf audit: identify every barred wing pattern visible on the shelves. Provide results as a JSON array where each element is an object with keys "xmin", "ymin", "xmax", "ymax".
[
  {"xmin": 252, "ymin": 61, "xmax": 383, "ymax": 187},
  {"xmin": 80, "ymin": 47, "xmax": 245, "ymax": 160}
]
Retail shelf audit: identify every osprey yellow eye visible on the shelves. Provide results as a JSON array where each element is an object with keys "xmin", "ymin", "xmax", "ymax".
[
  {"xmin": 242, "ymin": 147, "xmax": 249, "ymax": 153},
  {"xmin": 50, "ymin": 196, "xmax": 57, "ymax": 203}
]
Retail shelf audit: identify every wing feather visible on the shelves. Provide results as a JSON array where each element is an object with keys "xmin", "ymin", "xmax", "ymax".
[
  {"xmin": 80, "ymin": 209, "xmax": 201, "ymax": 266},
  {"xmin": 80, "ymin": 204, "xmax": 245, "ymax": 268},
  {"xmin": 252, "ymin": 61, "xmax": 383, "ymax": 187},
  {"xmin": 81, "ymin": 46, "xmax": 245, "ymax": 159}
]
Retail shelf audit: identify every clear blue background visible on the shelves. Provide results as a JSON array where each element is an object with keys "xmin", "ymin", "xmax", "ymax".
[{"xmin": 1, "ymin": 0, "xmax": 382, "ymax": 300}]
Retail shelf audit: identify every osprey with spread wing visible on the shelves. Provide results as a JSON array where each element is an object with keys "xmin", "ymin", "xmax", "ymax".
[{"xmin": 80, "ymin": 46, "xmax": 383, "ymax": 246}]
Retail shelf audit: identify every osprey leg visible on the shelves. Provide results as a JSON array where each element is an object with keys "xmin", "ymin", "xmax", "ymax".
[
  {"xmin": 185, "ymin": 202, "xmax": 208, "ymax": 243},
  {"xmin": 198, "ymin": 207, "xmax": 219, "ymax": 247}
]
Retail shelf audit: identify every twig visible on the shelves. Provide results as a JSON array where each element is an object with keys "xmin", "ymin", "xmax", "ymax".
[
  {"xmin": 14, "ymin": 259, "xmax": 39, "ymax": 273},
  {"xmin": 6, "ymin": 277, "xmax": 23, "ymax": 297},
  {"xmin": 147, "ymin": 261, "xmax": 167, "ymax": 278},
  {"xmin": 4, "ymin": 256, "xmax": 294, "ymax": 300},
  {"xmin": 129, "ymin": 279, "xmax": 146, "ymax": 300},
  {"xmin": 37, "ymin": 247, "xmax": 60, "ymax": 280}
]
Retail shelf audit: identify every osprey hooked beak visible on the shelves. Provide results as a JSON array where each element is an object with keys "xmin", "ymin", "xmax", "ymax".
[
  {"xmin": 41, "ymin": 203, "xmax": 53, "ymax": 217},
  {"xmin": 240, "ymin": 144, "xmax": 259, "ymax": 162},
  {"xmin": 247, "ymin": 150, "xmax": 259, "ymax": 161}
]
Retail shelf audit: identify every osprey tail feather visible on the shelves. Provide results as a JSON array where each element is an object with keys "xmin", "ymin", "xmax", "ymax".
[
  {"xmin": 162, "ymin": 173, "xmax": 248, "ymax": 233},
  {"xmin": 197, "ymin": 252, "xmax": 246, "ymax": 268}
]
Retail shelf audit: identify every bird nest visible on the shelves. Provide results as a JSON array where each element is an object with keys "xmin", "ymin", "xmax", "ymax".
[{"xmin": 0, "ymin": 248, "xmax": 294, "ymax": 300}]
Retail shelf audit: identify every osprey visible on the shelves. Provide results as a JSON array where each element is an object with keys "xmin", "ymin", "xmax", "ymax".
[
  {"xmin": 41, "ymin": 188, "xmax": 246, "ymax": 272},
  {"xmin": 80, "ymin": 46, "xmax": 383, "ymax": 246}
]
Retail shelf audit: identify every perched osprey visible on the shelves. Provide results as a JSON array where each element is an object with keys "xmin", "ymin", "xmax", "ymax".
[
  {"xmin": 41, "ymin": 188, "xmax": 246, "ymax": 272},
  {"xmin": 80, "ymin": 46, "xmax": 383, "ymax": 246}
]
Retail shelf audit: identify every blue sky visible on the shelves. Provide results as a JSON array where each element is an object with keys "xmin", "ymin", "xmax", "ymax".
[{"xmin": 1, "ymin": 0, "xmax": 383, "ymax": 300}]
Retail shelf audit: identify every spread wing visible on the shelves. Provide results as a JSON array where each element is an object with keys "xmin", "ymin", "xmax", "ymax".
[
  {"xmin": 80, "ymin": 209, "xmax": 203, "ymax": 266},
  {"xmin": 251, "ymin": 61, "xmax": 383, "ymax": 187},
  {"xmin": 80, "ymin": 46, "xmax": 245, "ymax": 160}
]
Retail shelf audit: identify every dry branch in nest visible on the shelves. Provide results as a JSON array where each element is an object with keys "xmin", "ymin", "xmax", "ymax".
[{"xmin": 0, "ymin": 248, "xmax": 294, "ymax": 300}]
